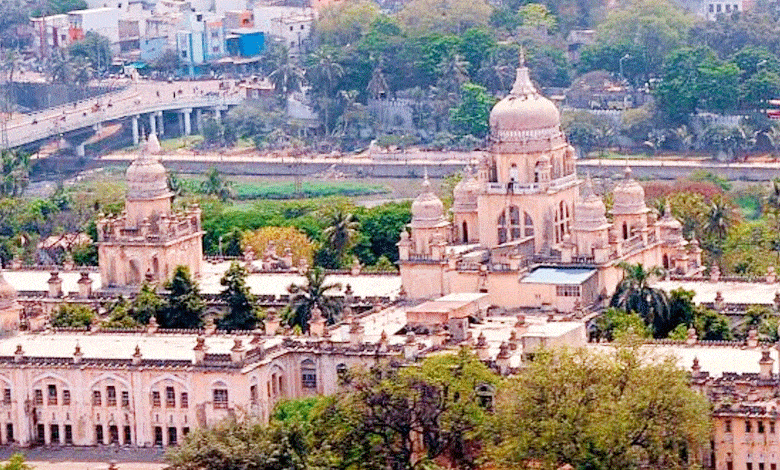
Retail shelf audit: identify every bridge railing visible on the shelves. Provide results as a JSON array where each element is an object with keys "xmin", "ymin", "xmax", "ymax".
[{"xmin": 8, "ymin": 95, "xmax": 243, "ymax": 148}]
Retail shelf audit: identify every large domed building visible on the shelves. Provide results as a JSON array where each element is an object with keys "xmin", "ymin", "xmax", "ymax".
[
  {"xmin": 96, "ymin": 135, "xmax": 203, "ymax": 287},
  {"xmin": 398, "ymin": 60, "xmax": 700, "ymax": 312}
]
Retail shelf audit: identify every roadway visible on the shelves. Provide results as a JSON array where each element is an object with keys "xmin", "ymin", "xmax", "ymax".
[{"xmin": 4, "ymin": 78, "xmax": 243, "ymax": 149}]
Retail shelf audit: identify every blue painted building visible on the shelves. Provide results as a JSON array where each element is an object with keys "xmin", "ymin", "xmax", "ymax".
[{"xmin": 225, "ymin": 28, "xmax": 265, "ymax": 57}]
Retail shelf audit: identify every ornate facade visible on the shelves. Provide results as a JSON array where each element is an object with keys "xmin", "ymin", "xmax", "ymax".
[
  {"xmin": 0, "ymin": 329, "xmax": 394, "ymax": 447},
  {"xmin": 399, "ymin": 61, "xmax": 701, "ymax": 311},
  {"xmin": 96, "ymin": 134, "xmax": 203, "ymax": 287}
]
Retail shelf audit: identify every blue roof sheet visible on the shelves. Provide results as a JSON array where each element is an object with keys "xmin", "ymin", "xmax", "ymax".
[{"xmin": 520, "ymin": 267, "xmax": 596, "ymax": 285}]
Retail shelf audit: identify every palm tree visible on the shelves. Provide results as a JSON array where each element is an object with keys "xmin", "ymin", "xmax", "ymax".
[
  {"xmin": 610, "ymin": 262, "xmax": 670, "ymax": 337},
  {"xmin": 200, "ymin": 167, "xmax": 233, "ymax": 201},
  {"xmin": 307, "ymin": 47, "xmax": 344, "ymax": 133},
  {"xmin": 71, "ymin": 55, "xmax": 93, "ymax": 98},
  {"xmin": 0, "ymin": 149, "xmax": 29, "ymax": 197},
  {"xmin": 704, "ymin": 195, "xmax": 735, "ymax": 242},
  {"xmin": 323, "ymin": 208, "xmax": 359, "ymax": 264},
  {"xmin": 268, "ymin": 45, "xmax": 304, "ymax": 100},
  {"xmin": 285, "ymin": 266, "xmax": 343, "ymax": 333}
]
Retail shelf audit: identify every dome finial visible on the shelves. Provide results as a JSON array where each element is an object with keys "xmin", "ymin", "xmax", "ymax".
[
  {"xmin": 519, "ymin": 46, "xmax": 525, "ymax": 67},
  {"xmin": 623, "ymin": 165, "xmax": 633, "ymax": 180},
  {"xmin": 581, "ymin": 172, "xmax": 594, "ymax": 199},
  {"xmin": 422, "ymin": 168, "xmax": 430, "ymax": 191}
]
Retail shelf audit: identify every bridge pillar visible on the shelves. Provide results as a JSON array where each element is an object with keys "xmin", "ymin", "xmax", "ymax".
[
  {"xmin": 132, "ymin": 115, "xmax": 139, "ymax": 145},
  {"xmin": 214, "ymin": 107, "xmax": 221, "ymax": 122},
  {"xmin": 149, "ymin": 113, "xmax": 157, "ymax": 135},
  {"xmin": 76, "ymin": 142, "xmax": 85, "ymax": 157},
  {"xmin": 156, "ymin": 111, "xmax": 165, "ymax": 137},
  {"xmin": 183, "ymin": 108, "xmax": 192, "ymax": 135},
  {"xmin": 195, "ymin": 109, "xmax": 202, "ymax": 133}
]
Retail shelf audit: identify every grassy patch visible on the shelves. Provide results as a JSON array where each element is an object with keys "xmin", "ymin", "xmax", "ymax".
[
  {"xmin": 231, "ymin": 181, "xmax": 389, "ymax": 200},
  {"xmin": 160, "ymin": 135, "xmax": 204, "ymax": 151}
]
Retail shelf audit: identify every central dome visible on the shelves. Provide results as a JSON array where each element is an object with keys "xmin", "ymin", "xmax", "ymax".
[
  {"xmin": 489, "ymin": 66, "xmax": 561, "ymax": 134},
  {"xmin": 126, "ymin": 134, "xmax": 172, "ymax": 201}
]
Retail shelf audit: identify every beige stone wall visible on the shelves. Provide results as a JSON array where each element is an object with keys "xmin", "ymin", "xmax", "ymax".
[
  {"xmin": 0, "ymin": 348, "xmax": 383, "ymax": 447},
  {"xmin": 100, "ymin": 233, "xmax": 203, "ymax": 286},
  {"xmin": 125, "ymin": 196, "xmax": 172, "ymax": 227},
  {"xmin": 400, "ymin": 263, "xmax": 446, "ymax": 300},
  {"xmin": 713, "ymin": 415, "xmax": 779, "ymax": 470}
]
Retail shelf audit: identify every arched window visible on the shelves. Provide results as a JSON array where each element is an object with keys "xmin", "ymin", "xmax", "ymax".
[
  {"xmin": 663, "ymin": 254, "xmax": 669, "ymax": 269},
  {"xmin": 462, "ymin": 221, "xmax": 468, "ymax": 243},
  {"xmin": 301, "ymin": 359, "xmax": 317, "ymax": 389},
  {"xmin": 498, "ymin": 206, "xmax": 527, "ymax": 244},
  {"xmin": 554, "ymin": 202, "xmax": 571, "ymax": 244},
  {"xmin": 497, "ymin": 212, "xmax": 507, "ymax": 244},
  {"xmin": 524, "ymin": 212, "xmax": 534, "ymax": 237},
  {"xmin": 622, "ymin": 222, "xmax": 629, "ymax": 240},
  {"xmin": 509, "ymin": 163, "xmax": 518, "ymax": 182}
]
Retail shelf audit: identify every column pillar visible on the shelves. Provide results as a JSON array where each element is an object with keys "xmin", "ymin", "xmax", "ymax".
[
  {"xmin": 76, "ymin": 142, "xmax": 85, "ymax": 157},
  {"xmin": 149, "ymin": 113, "xmax": 157, "ymax": 135},
  {"xmin": 214, "ymin": 107, "xmax": 221, "ymax": 122},
  {"xmin": 195, "ymin": 108, "xmax": 202, "ymax": 133},
  {"xmin": 156, "ymin": 111, "xmax": 164, "ymax": 136},
  {"xmin": 183, "ymin": 108, "xmax": 192, "ymax": 135},
  {"xmin": 177, "ymin": 112, "xmax": 183, "ymax": 136},
  {"xmin": 132, "ymin": 115, "xmax": 139, "ymax": 145}
]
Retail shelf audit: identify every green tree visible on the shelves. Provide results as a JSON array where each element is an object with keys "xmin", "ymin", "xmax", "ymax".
[
  {"xmin": 158, "ymin": 266, "xmax": 205, "ymax": 329},
  {"xmin": 653, "ymin": 47, "xmax": 713, "ymax": 124},
  {"xmin": 741, "ymin": 69, "xmax": 780, "ymax": 111},
  {"xmin": 592, "ymin": 307, "xmax": 652, "ymax": 341},
  {"xmin": 0, "ymin": 150, "xmax": 29, "ymax": 198},
  {"xmin": 1, "ymin": 453, "xmax": 32, "ymax": 470},
  {"xmin": 449, "ymin": 82, "xmax": 495, "ymax": 138},
  {"xmin": 101, "ymin": 297, "xmax": 141, "ymax": 329},
  {"xmin": 309, "ymin": 349, "xmax": 499, "ymax": 470},
  {"xmin": 397, "ymin": 0, "xmax": 492, "ymax": 35},
  {"xmin": 705, "ymin": 194, "xmax": 736, "ymax": 243},
  {"xmin": 322, "ymin": 208, "xmax": 359, "ymax": 266},
  {"xmin": 200, "ymin": 167, "xmax": 233, "ymax": 201},
  {"xmin": 268, "ymin": 45, "xmax": 305, "ymax": 99},
  {"xmin": 697, "ymin": 58, "xmax": 740, "ymax": 114},
  {"xmin": 595, "ymin": 0, "xmax": 694, "ymax": 78},
  {"xmin": 315, "ymin": 0, "xmax": 380, "ymax": 46},
  {"xmin": 165, "ymin": 417, "xmax": 308, "ymax": 470},
  {"xmin": 692, "ymin": 306, "xmax": 733, "ymax": 340},
  {"xmin": 610, "ymin": 262, "xmax": 671, "ymax": 337},
  {"xmin": 47, "ymin": 49, "xmax": 72, "ymax": 84},
  {"xmin": 51, "ymin": 303, "xmax": 95, "ymax": 328},
  {"xmin": 490, "ymin": 344, "xmax": 710, "ymax": 470},
  {"xmin": 285, "ymin": 266, "xmax": 342, "ymax": 333},
  {"xmin": 68, "ymin": 31, "xmax": 111, "ymax": 75},
  {"xmin": 218, "ymin": 261, "xmax": 261, "ymax": 332},
  {"xmin": 130, "ymin": 282, "xmax": 163, "ymax": 325}
]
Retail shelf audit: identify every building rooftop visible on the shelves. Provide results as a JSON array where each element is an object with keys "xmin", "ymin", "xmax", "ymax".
[
  {"xmin": 521, "ymin": 267, "xmax": 596, "ymax": 285},
  {"xmin": 2, "ymin": 263, "xmax": 401, "ymax": 299},
  {"xmin": 0, "ymin": 332, "xmax": 265, "ymax": 362},
  {"xmin": 588, "ymin": 343, "xmax": 779, "ymax": 377},
  {"xmin": 655, "ymin": 280, "xmax": 778, "ymax": 305}
]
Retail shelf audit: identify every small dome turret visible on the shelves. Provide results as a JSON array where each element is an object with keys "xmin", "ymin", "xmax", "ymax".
[
  {"xmin": 453, "ymin": 166, "xmax": 480, "ymax": 213},
  {"xmin": 126, "ymin": 133, "xmax": 172, "ymax": 201},
  {"xmin": 411, "ymin": 175, "xmax": 447, "ymax": 228},
  {"xmin": 0, "ymin": 271, "xmax": 18, "ymax": 310},
  {"xmin": 612, "ymin": 167, "xmax": 648, "ymax": 215},
  {"xmin": 574, "ymin": 175, "xmax": 609, "ymax": 231}
]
